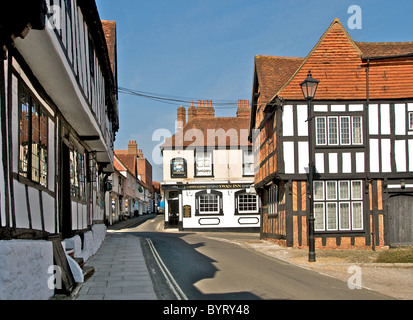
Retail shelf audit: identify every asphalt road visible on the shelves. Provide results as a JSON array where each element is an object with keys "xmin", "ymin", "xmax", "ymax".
[{"xmin": 125, "ymin": 215, "xmax": 392, "ymax": 300}]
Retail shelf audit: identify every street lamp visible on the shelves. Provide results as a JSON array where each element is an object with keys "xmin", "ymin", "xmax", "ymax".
[{"xmin": 300, "ymin": 70, "xmax": 319, "ymax": 263}]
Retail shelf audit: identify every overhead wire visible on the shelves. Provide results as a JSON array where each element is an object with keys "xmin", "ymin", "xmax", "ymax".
[{"xmin": 118, "ymin": 86, "xmax": 245, "ymax": 109}]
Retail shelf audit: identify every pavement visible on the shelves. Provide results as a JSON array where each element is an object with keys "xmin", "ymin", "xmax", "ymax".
[
  {"xmin": 71, "ymin": 215, "xmax": 413, "ymax": 301},
  {"xmin": 74, "ymin": 217, "xmax": 157, "ymax": 300}
]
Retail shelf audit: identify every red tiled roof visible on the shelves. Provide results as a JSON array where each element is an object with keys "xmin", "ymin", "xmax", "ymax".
[
  {"xmin": 262, "ymin": 18, "xmax": 413, "ymax": 102},
  {"xmin": 114, "ymin": 156, "xmax": 126, "ymax": 172},
  {"xmin": 115, "ymin": 153, "xmax": 136, "ymax": 176},
  {"xmin": 356, "ymin": 41, "xmax": 413, "ymax": 59},
  {"xmin": 254, "ymin": 56, "xmax": 304, "ymax": 104},
  {"xmin": 163, "ymin": 116, "xmax": 251, "ymax": 149},
  {"xmin": 101, "ymin": 20, "xmax": 117, "ymax": 76}
]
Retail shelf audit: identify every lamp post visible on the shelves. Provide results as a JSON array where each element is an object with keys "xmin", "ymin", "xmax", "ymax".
[{"xmin": 300, "ymin": 70, "xmax": 319, "ymax": 263}]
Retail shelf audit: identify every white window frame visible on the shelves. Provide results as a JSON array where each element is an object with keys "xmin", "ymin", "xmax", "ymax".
[
  {"xmin": 313, "ymin": 180, "xmax": 364, "ymax": 232},
  {"xmin": 326, "ymin": 202, "xmax": 338, "ymax": 231},
  {"xmin": 242, "ymin": 149, "xmax": 254, "ymax": 176},
  {"xmin": 328, "ymin": 116, "xmax": 339, "ymax": 145},
  {"xmin": 237, "ymin": 193, "xmax": 259, "ymax": 214},
  {"xmin": 408, "ymin": 112, "xmax": 413, "ymax": 131},
  {"xmin": 315, "ymin": 116, "xmax": 363, "ymax": 146},
  {"xmin": 339, "ymin": 202, "xmax": 351, "ymax": 231},
  {"xmin": 352, "ymin": 116, "xmax": 363, "ymax": 145},
  {"xmin": 352, "ymin": 202, "xmax": 364, "ymax": 230},
  {"xmin": 314, "ymin": 203, "xmax": 326, "ymax": 231},
  {"xmin": 195, "ymin": 149, "xmax": 213, "ymax": 177},
  {"xmin": 198, "ymin": 194, "xmax": 220, "ymax": 214},
  {"xmin": 340, "ymin": 116, "xmax": 351, "ymax": 145},
  {"xmin": 316, "ymin": 117, "xmax": 327, "ymax": 146}
]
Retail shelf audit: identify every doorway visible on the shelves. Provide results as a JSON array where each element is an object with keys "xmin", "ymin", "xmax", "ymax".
[
  {"xmin": 388, "ymin": 194, "xmax": 413, "ymax": 247},
  {"xmin": 168, "ymin": 200, "xmax": 179, "ymax": 228},
  {"xmin": 60, "ymin": 142, "xmax": 72, "ymax": 238}
]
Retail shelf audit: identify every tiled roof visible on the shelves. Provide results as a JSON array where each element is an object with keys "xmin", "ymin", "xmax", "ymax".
[
  {"xmin": 114, "ymin": 156, "xmax": 126, "ymax": 172},
  {"xmin": 101, "ymin": 20, "xmax": 117, "ymax": 76},
  {"xmin": 115, "ymin": 153, "xmax": 136, "ymax": 176},
  {"xmin": 356, "ymin": 41, "xmax": 413, "ymax": 59},
  {"xmin": 254, "ymin": 56, "xmax": 304, "ymax": 104},
  {"xmin": 163, "ymin": 116, "xmax": 251, "ymax": 149},
  {"xmin": 270, "ymin": 18, "xmax": 413, "ymax": 101}
]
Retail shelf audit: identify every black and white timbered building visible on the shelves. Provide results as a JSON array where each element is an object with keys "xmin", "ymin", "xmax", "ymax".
[
  {"xmin": 0, "ymin": 0, "xmax": 119, "ymax": 299},
  {"xmin": 249, "ymin": 19, "xmax": 413, "ymax": 250}
]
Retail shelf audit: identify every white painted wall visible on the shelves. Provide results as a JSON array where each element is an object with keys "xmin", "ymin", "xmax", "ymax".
[{"xmin": 0, "ymin": 240, "xmax": 54, "ymax": 300}]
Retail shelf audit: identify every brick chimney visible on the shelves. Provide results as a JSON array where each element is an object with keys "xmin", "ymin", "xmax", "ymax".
[
  {"xmin": 137, "ymin": 149, "xmax": 144, "ymax": 158},
  {"xmin": 177, "ymin": 105, "xmax": 186, "ymax": 131},
  {"xmin": 188, "ymin": 101, "xmax": 197, "ymax": 122},
  {"xmin": 128, "ymin": 140, "xmax": 138, "ymax": 155},
  {"xmin": 196, "ymin": 100, "xmax": 215, "ymax": 118},
  {"xmin": 237, "ymin": 99, "xmax": 250, "ymax": 118}
]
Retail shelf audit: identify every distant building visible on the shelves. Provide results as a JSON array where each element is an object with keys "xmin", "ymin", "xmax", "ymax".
[
  {"xmin": 0, "ymin": 0, "xmax": 119, "ymax": 299},
  {"xmin": 161, "ymin": 100, "xmax": 260, "ymax": 231},
  {"xmin": 114, "ymin": 141, "xmax": 154, "ymax": 216}
]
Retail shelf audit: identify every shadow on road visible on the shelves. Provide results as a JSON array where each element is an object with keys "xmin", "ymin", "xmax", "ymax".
[{"xmin": 134, "ymin": 229, "xmax": 262, "ymax": 300}]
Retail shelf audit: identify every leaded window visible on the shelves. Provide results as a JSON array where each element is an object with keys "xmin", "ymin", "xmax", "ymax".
[
  {"xmin": 313, "ymin": 180, "xmax": 364, "ymax": 232},
  {"xmin": 18, "ymin": 83, "xmax": 49, "ymax": 188},
  {"xmin": 316, "ymin": 116, "xmax": 363, "ymax": 146}
]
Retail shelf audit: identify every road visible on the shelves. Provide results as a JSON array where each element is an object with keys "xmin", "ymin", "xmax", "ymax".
[{"xmin": 122, "ymin": 214, "xmax": 391, "ymax": 300}]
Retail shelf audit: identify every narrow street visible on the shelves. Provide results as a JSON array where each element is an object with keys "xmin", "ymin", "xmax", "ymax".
[{"xmin": 118, "ymin": 215, "xmax": 391, "ymax": 300}]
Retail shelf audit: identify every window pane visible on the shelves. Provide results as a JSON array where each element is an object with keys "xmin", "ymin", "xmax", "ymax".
[
  {"xmin": 268, "ymin": 185, "xmax": 277, "ymax": 215},
  {"xmin": 314, "ymin": 203, "xmax": 325, "ymax": 231},
  {"xmin": 339, "ymin": 202, "xmax": 350, "ymax": 230},
  {"xmin": 326, "ymin": 181, "xmax": 337, "ymax": 200},
  {"xmin": 339, "ymin": 181, "xmax": 350, "ymax": 200},
  {"xmin": 352, "ymin": 181, "xmax": 362, "ymax": 200},
  {"xmin": 196, "ymin": 150, "xmax": 213, "ymax": 176},
  {"xmin": 238, "ymin": 194, "xmax": 258, "ymax": 213},
  {"xmin": 352, "ymin": 116, "xmax": 363, "ymax": 145},
  {"xmin": 352, "ymin": 202, "xmax": 363, "ymax": 230},
  {"xmin": 19, "ymin": 88, "xmax": 30, "ymax": 178},
  {"xmin": 316, "ymin": 117, "xmax": 326, "ymax": 145},
  {"xmin": 314, "ymin": 181, "xmax": 324, "ymax": 200},
  {"xmin": 199, "ymin": 194, "xmax": 219, "ymax": 214},
  {"xmin": 340, "ymin": 117, "xmax": 350, "ymax": 145},
  {"xmin": 39, "ymin": 109, "xmax": 48, "ymax": 187},
  {"xmin": 327, "ymin": 203, "xmax": 337, "ymax": 230},
  {"xmin": 31, "ymin": 102, "xmax": 40, "ymax": 183},
  {"xmin": 328, "ymin": 117, "xmax": 338, "ymax": 145},
  {"xmin": 409, "ymin": 112, "xmax": 413, "ymax": 130},
  {"xmin": 243, "ymin": 150, "xmax": 254, "ymax": 176}
]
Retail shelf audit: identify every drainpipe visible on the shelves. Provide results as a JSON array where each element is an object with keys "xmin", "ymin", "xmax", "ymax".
[{"xmin": 366, "ymin": 59, "xmax": 376, "ymax": 251}]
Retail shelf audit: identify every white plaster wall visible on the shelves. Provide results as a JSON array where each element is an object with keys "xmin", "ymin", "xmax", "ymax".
[
  {"xmin": 181, "ymin": 189, "xmax": 260, "ymax": 229},
  {"xmin": 64, "ymin": 224, "xmax": 106, "ymax": 262},
  {"xmin": 0, "ymin": 240, "xmax": 54, "ymax": 300}
]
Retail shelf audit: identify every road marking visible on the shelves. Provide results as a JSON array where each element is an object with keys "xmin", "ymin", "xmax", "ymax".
[{"xmin": 146, "ymin": 238, "xmax": 188, "ymax": 300}]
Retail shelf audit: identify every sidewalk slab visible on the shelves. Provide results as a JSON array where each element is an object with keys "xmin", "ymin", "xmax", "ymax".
[{"xmin": 75, "ymin": 232, "xmax": 157, "ymax": 300}]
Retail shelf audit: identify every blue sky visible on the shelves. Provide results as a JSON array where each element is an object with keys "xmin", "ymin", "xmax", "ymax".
[{"xmin": 96, "ymin": 0, "xmax": 413, "ymax": 182}]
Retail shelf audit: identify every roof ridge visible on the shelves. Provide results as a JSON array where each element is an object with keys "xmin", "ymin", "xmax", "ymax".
[
  {"xmin": 256, "ymin": 55, "xmax": 304, "ymax": 60},
  {"xmin": 356, "ymin": 41, "xmax": 413, "ymax": 45},
  {"xmin": 271, "ymin": 18, "xmax": 361, "ymax": 101}
]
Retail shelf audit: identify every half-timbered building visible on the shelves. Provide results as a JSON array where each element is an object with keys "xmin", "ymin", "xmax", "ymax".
[
  {"xmin": 249, "ymin": 18, "xmax": 413, "ymax": 250},
  {"xmin": 0, "ymin": 0, "xmax": 119, "ymax": 299}
]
